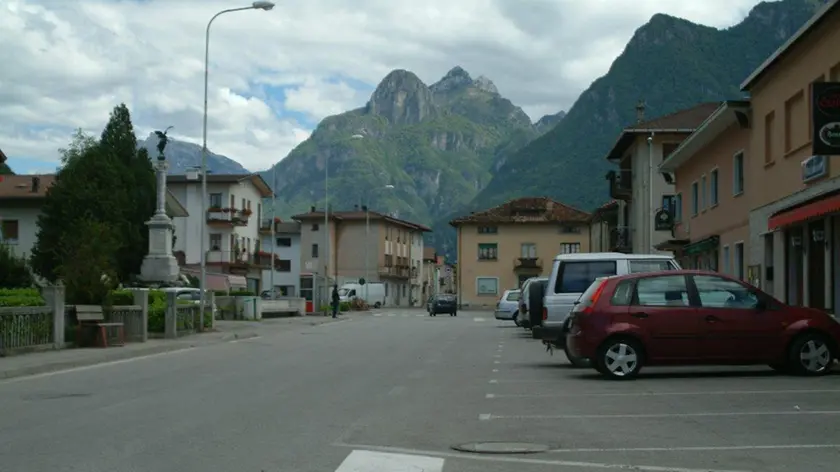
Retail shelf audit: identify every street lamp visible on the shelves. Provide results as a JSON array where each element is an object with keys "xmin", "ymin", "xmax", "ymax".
[
  {"xmin": 323, "ymin": 133, "xmax": 364, "ymax": 311},
  {"xmin": 199, "ymin": 1, "xmax": 274, "ymax": 327}
]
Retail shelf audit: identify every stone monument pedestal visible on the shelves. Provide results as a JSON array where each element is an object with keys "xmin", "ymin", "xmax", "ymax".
[{"xmin": 139, "ymin": 155, "xmax": 180, "ymax": 283}]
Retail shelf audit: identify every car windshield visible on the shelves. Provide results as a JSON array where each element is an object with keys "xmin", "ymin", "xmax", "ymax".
[
  {"xmin": 338, "ymin": 288, "xmax": 351, "ymax": 296},
  {"xmin": 505, "ymin": 291, "xmax": 521, "ymax": 301}
]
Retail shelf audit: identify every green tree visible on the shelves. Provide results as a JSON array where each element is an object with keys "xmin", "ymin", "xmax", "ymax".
[
  {"xmin": 0, "ymin": 163, "xmax": 12, "ymax": 175},
  {"xmin": 56, "ymin": 219, "xmax": 118, "ymax": 304},
  {"xmin": 0, "ymin": 244, "xmax": 34, "ymax": 288}
]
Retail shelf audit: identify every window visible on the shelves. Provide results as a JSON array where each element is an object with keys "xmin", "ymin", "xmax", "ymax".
[
  {"xmin": 635, "ymin": 275, "xmax": 690, "ymax": 307},
  {"xmin": 661, "ymin": 195, "xmax": 675, "ymax": 213},
  {"xmin": 209, "ymin": 233, "xmax": 222, "ymax": 250},
  {"xmin": 700, "ymin": 174, "xmax": 707, "ymax": 210},
  {"xmin": 477, "ymin": 277, "xmax": 498, "ymax": 295},
  {"xmin": 555, "ymin": 261, "xmax": 617, "ymax": 294},
  {"xmin": 0, "ymin": 220, "xmax": 19, "ymax": 243},
  {"xmin": 733, "ymin": 152, "xmax": 744, "ymax": 195},
  {"xmin": 311, "ymin": 223, "xmax": 319, "ymax": 231},
  {"xmin": 734, "ymin": 242, "xmax": 744, "ymax": 280},
  {"xmin": 707, "ymin": 170, "xmax": 718, "ymax": 207},
  {"xmin": 311, "ymin": 243, "xmax": 319, "ymax": 258},
  {"xmin": 722, "ymin": 246, "xmax": 730, "ymax": 274},
  {"xmin": 478, "ymin": 243, "xmax": 498, "ymax": 260},
  {"xmin": 611, "ymin": 280, "xmax": 634, "ymax": 306},
  {"xmin": 477, "ymin": 226, "xmax": 498, "ymax": 234},
  {"xmin": 505, "ymin": 291, "xmax": 521, "ymax": 301},
  {"xmin": 276, "ymin": 237, "xmax": 292, "ymax": 247},
  {"xmin": 629, "ymin": 260, "xmax": 676, "ymax": 273},
  {"xmin": 560, "ymin": 226, "xmax": 581, "ymax": 234},
  {"xmin": 275, "ymin": 260, "xmax": 291, "ymax": 272},
  {"xmin": 209, "ymin": 193, "xmax": 223, "ymax": 208},
  {"xmin": 764, "ymin": 111, "xmax": 775, "ymax": 164},
  {"xmin": 674, "ymin": 193, "xmax": 682, "ymax": 222},
  {"xmin": 693, "ymin": 275, "xmax": 758, "ymax": 309},
  {"xmin": 560, "ymin": 243, "xmax": 581, "ymax": 254},
  {"xmin": 691, "ymin": 181, "xmax": 699, "ymax": 216},
  {"xmin": 521, "ymin": 243, "xmax": 537, "ymax": 258}
]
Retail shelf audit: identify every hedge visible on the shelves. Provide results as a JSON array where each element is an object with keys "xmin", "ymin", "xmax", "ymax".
[{"xmin": 0, "ymin": 288, "xmax": 45, "ymax": 307}]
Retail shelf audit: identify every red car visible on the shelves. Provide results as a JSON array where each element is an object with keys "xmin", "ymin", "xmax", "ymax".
[{"xmin": 565, "ymin": 270, "xmax": 840, "ymax": 380}]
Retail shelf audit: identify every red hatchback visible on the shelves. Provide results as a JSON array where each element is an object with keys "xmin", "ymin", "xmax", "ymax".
[{"xmin": 565, "ymin": 270, "xmax": 840, "ymax": 380}]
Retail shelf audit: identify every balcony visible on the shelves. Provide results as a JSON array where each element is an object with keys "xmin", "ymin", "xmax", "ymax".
[
  {"xmin": 514, "ymin": 257, "xmax": 543, "ymax": 271},
  {"xmin": 259, "ymin": 218, "xmax": 277, "ymax": 234},
  {"xmin": 609, "ymin": 226, "xmax": 632, "ymax": 253},
  {"xmin": 206, "ymin": 208, "xmax": 250, "ymax": 227},
  {"xmin": 606, "ymin": 170, "xmax": 632, "ymax": 201},
  {"xmin": 379, "ymin": 266, "xmax": 410, "ymax": 279},
  {"xmin": 206, "ymin": 250, "xmax": 276, "ymax": 269}
]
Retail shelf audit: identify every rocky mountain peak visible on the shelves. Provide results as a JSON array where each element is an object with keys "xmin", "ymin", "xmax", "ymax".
[
  {"xmin": 366, "ymin": 69, "xmax": 438, "ymax": 125},
  {"xmin": 431, "ymin": 66, "xmax": 500, "ymax": 95}
]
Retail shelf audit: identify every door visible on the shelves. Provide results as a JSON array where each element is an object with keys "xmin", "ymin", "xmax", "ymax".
[
  {"xmin": 808, "ymin": 221, "xmax": 826, "ymax": 309},
  {"xmin": 691, "ymin": 274, "xmax": 782, "ymax": 361},
  {"xmin": 621, "ymin": 274, "xmax": 701, "ymax": 361}
]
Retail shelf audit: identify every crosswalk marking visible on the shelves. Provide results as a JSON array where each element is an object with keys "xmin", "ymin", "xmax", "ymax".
[{"xmin": 335, "ymin": 450, "xmax": 444, "ymax": 472}]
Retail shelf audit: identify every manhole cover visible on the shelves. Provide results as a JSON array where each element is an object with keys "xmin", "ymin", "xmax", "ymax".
[{"xmin": 451, "ymin": 442, "xmax": 551, "ymax": 454}]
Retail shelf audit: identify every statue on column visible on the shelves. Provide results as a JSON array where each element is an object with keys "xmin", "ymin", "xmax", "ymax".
[{"xmin": 139, "ymin": 126, "xmax": 180, "ymax": 283}]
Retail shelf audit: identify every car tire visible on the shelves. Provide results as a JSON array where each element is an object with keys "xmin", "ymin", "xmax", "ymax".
[
  {"xmin": 528, "ymin": 283, "xmax": 546, "ymax": 328},
  {"xmin": 595, "ymin": 337, "xmax": 643, "ymax": 380},
  {"xmin": 564, "ymin": 344, "xmax": 591, "ymax": 368},
  {"xmin": 453, "ymin": 311, "xmax": 457, "ymax": 316},
  {"xmin": 374, "ymin": 302, "xmax": 381, "ymax": 309},
  {"xmin": 786, "ymin": 332, "xmax": 835, "ymax": 376}
]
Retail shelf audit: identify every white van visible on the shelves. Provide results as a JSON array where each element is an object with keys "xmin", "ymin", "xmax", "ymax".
[
  {"xmin": 338, "ymin": 282, "xmax": 386, "ymax": 308},
  {"xmin": 533, "ymin": 253, "xmax": 680, "ymax": 365}
]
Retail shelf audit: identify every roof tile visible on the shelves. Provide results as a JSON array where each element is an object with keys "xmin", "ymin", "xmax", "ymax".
[{"xmin": 450, "ymin": 197, "xmax": 590, "ymax": 226}]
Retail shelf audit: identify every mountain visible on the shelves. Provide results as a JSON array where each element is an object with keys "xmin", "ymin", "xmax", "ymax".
[
  {"xmin": 265, "ymin": 66, "xmax": 541, "ymax": 225},
  {"xmin": 535, "ymin": 111, "xmax": 567, "ymax": 132},
  {"xmin": 470, "ymin": 0, "xmax": 819, "ymax": 214},
  {"xmin": 138, "ymin": 133, "xmax": 250, "ymax": 175}
]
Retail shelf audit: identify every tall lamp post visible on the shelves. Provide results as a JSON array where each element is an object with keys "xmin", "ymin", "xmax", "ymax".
[{"xmin": 199, "ymin": 1, "xmax": 274, "ymax": 325}]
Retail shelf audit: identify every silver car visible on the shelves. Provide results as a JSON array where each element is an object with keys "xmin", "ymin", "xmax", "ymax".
[{"xmin": 494, "ymin": 289, "xmax": 521, "ymax": 321}]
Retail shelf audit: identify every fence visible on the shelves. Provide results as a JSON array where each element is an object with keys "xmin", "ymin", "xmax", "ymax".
[{"xmin": 0, "ymin": 286, "xmax": 64, "ymax": 356}]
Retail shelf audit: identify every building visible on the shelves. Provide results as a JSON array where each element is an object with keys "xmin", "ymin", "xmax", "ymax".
[
  {"xmin": 258, "ymin": 219, "xmax": 302, "ymax": 297},
  {"xmin": 0, "ymin": 174, "xmax": 188, "ymax": 260},
  {"xmin": 605, "ymin": 102, "xmax": 720, "ymax": 254},
  {"xmin": 449, "ymin": 197, "xmax": 591, "ymax": 307},
  {"xmin": 658, "ymin": 100, "xmax": 752, "ymax": 275},
  {"xmin": 421, "ymin": 247, "xmax": 443, "ymax": 302},
  {"xmin": 589, "ymin": 200, "xmax": 619, "ymax": 252},
  {"xmin": 168, "ymin": 173, "xmax": 274, "ymax": 293},
  {"xmin": 739, "ymin": 0, "xmax": 840, "ymax": 311},
  {"xmin": 291, "ymin": 207, "xmax": 431, "ymax": 307}
]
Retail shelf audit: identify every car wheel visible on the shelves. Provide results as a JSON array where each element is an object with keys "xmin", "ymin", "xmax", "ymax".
[
  {"xmin": 787, "ymin": 332, "xmax": 835, "ymax": 376},
  {"xmin": 453, "ymin": 311, "xmax": 457, "ymax": 316},
  {"xmin": 374, "ymin": 302, "xmax": 381, "ymax": 309},
  {"xmin": 564, "ymin": 344, "xmax": 591, "ymax": 368},
  {"xmin": 595, "ymin": 337, "xmax": 643, "ymax": 380}
]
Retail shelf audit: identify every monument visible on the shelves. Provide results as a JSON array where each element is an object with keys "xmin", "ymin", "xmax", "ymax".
[{"xmin": 139, "ymin": 127, "xmax": 180, "ymax": 283}]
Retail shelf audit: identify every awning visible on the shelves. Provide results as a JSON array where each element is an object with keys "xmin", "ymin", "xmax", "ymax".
[
  {"xmin": 654, "ymin": 239, "xmax": 690, "ymax": 251},
  {"xmin": 768, "ymin": 192, "xmax": 840, "ymax": 230},
  {"xmin": 683, "ymin": 235, "xmax": 720, "ymax": 256}
]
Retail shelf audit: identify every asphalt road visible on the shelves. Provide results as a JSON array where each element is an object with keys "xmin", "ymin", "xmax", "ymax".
[{"xmin": 1, "ymin": 308, "xmax": 839, "ymax": 472}]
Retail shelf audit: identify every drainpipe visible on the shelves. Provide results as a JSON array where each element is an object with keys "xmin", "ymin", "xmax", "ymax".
[{"xmin": 647, "ymin": 132, "xmax": 655, "ymax": 253}]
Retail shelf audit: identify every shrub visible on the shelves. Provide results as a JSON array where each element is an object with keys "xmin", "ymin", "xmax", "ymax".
[
  {"xmin": 56, "ymin": 219, "xmax": 118, "ymax": 304},
  {"xmin": 0, "ymin": 288, "xmax": 45, "ymax": 307},
  {"xmin": 105, "ymin": 289, "xmax": 135, "ymax": 306},
  {"xmin": 0, "ymin": 244, "xmax": 34, "ymax": 288}
]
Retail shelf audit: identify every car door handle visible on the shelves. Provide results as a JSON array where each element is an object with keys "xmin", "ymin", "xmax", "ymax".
[
  {"xmin": 631, "ymin": 312, "xmax": 649, "ymax": 319},
  {"xmin": 705, "ymin": 315, "xmax": 720, "ymax": 323}
]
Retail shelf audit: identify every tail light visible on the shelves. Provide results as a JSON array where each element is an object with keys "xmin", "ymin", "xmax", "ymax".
[
  {"xmin": 580, "ymin": 279, "xmax": 608, "ymax": 315},
  {"xmin": 542, "ymin": 307, "xmax": 548, "ymax": 320}
]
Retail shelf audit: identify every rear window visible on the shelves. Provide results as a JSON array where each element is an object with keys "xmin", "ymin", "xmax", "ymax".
[
  {"xmin": 505, "ymin": 291, "xmax": 521, "ymax": 301},
  {"xmin": 555, "ymin": 261, "xmax": 617, "ymax": 294},
  {"xmin": 628, "ymin": 260, "xmax": 676, "ymax": 273},
  {"xmin": 574, "ymin": 278, "xmax": 609, "ymax": 310}
]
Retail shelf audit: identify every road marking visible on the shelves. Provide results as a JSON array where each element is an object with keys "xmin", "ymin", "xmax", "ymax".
[
  {"xmin": 415, "ymin": 314, "xmax": 424, "ymax": 318},
  {"xmin": 481, "ymin": 410, "xmax": 840, "ymax": 420},
  {"xmin": 486, "ymin": 388, "xmax": 840, "ymax": 398},
  {"xmin": 493, "ymin": 360, "xmax": 500, "ymax": 364},
  {"xmin": 373, "ymin": 313, "xmax": 382, "ymax": 317},
  {"xmin": 473, "ymin": 317, "xmax": 486, "ymax": 322},
  {"xmin": 478, "ymin": 413, "xmax": 492, "ymax": 420},
  {"xmin": 493, "ymin": 354, "xmax": 501, "ymax": 358},
  {"xmin": 332, "ymin": 443, "xmax": 749, "ymax": 472},
  {"xmin": 545, "ymin": 443, "xmax": 840, "ymax": 454},
  {"xmin": 388, "ymin": 386, "xmax": 405, "ymax": 396},
  {"xmin": 387, "ymin": 313, "xmax": 396, "ymax": 317},
  {"xmin": 489, "ymin": 379, "xmax": 498, "ymax": 383},
  {"xmin": 486, "ymin": 394, "xmax": 495, "ymax": 399},
  {"xmin": 492, "ymin": 368, "xmax": 499, "ymax": 372},
  {"xmin": 334, "ymin": 450, "xmax": 443, "ymax": 472}
]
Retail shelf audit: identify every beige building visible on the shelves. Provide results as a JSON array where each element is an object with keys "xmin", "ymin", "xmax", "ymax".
[
  {"xmin": 589, "ymin": 200, "xmax": 619, "ymax": 252},
  {"xmin": 605, "ymin": 102, "xmax": 719, "ymax": 254},
  {"xmin": 449, "ymin": 197, "xmax": 591, "ymax": 307},
  {"xmin": 658, "ymin": 100, "xmax": 752, "ymax": 277},
  {"xmin": 292, "ymin": 208, "xmax": 431, "ymax": 307}
]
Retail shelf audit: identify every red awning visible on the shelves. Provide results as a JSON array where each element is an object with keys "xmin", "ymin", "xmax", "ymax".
[{"xmin": 768, "ymin": 193, "xmax": 840, "ymax": 230}]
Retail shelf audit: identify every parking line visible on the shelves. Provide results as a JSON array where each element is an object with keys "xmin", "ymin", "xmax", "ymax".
[
  {"xmin": 493, "ymin": 360, "xmax": 500, "ymax": 364},
  {"xmin": 373, "ymin": 313, "xmax": 383, "ymax": 317},
  {"xmin": 480, "ymin": 410, "xmax": 840, "ymax": 420},
  {"xmin": 473, "ymin": 317, "xmax": 486, "ymax": 322},
  {"xmin": 387, "ymin": 314, "xmax": 396, "ymax": 317},
  {"xmin": 486, "ymin": 388, "xmax": 840, "ymax": 398},
  {"xmin": 545, "ymin": 443, "xmax": 840, "ymax": 454}
]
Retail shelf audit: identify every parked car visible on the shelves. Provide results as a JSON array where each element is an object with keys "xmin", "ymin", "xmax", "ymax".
[
  {"xmin": 494, "ymin": 289, "xmax": 521, "ymax": 321},
  {"xmin": 428, "ymin": 294, "xmax": 458, "ymax": 317},
  {"xmin": 536, "ymin": 252, "xmax": 680, "ymax": 367},
  {"xmin": 160, "ymin": 287, "xmax": 218, "ymax": 319},
  {"xmin": 517, "ymin": 277, "xmax": 548, "ymax": 328},
  {"xmin": 566, "ymin": 270, "xmax": 840, "ymax": 380}
]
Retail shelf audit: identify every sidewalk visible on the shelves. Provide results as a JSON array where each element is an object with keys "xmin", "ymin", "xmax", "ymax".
[{"xmin": 0, "ymin": 314, "xmax": 362, "ymax": 381}]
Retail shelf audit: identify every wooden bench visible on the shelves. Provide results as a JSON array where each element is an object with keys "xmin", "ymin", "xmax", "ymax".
[{"xmin": 76, "ymin": 305, "xmax": 125, "ymax": 348}]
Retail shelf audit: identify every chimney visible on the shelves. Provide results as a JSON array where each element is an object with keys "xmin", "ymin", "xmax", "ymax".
[
  {"xmin": 31, "ymin": 176, "xmax": 40, "ymax": 193},
  {"xmin": 635, "ymin": 100, "xmax": 646, "ymax": 123}
]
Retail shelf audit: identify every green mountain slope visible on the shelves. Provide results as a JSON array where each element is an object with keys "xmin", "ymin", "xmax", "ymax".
[
  {"xmin": 266, "ymin": 67, "xmax": 546, "ymax": 224},
  {"xmin": 428, "ymin": 0, "xmax": 820, "ymax": 258}
]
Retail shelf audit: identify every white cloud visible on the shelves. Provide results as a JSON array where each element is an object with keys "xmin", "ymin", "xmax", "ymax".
[{"xmin": 0, "ymin": 0, "xmax": 769, "ymax": 172}]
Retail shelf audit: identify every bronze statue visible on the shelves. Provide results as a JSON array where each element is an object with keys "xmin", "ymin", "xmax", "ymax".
[{"xmin": 154, "ymin": 126, "xmax": 174, "ymax": 158}]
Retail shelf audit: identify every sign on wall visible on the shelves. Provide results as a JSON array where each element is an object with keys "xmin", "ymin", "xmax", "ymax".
[
  {"xmin": 802, "ymin": 154, "xmax": 829, "ymax": 183},
  {"xmin": 812, "ymin": 82, "xmax": 840, "ymax": 156}
]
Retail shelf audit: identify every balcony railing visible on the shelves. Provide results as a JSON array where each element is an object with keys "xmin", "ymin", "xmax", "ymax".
[
  {"xmin": 206, "ymin": 208, "xmax": 250, "ymax": 226},
  {"xmin": 606, "ymin": 170, "xmax": 632, "ymax": 200},
  {"xmin": 206, "ymin": 250, "xmax": 276, "ymax": 267},
  {"xmin": 609, "ymin": 226, "xmax": 632, "ymax": 253},
  {"xmin": 514, "ymin": 257, "xmax": 543, "ymax": 270},
  {"xmin": 378, "ymin": 266, "xmax": 410, "ymax": 279}
]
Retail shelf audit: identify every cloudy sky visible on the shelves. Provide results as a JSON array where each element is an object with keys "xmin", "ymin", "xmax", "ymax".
[{"xmin": 1, "ymin": 0, "xmax": 769, "ymax": 174}]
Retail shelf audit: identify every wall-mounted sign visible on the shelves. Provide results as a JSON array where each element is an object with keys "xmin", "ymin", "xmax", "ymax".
[
  {"xmin": 812, "ymin": 82, "xmax": 840, "ymax": 156},
  {"xmin": 802, "ymin": 154, "xmax": 829, "ymax": 183},
  {"xmin": 654, "ymin": 208, "xmax": 673, "ymax": 231}
]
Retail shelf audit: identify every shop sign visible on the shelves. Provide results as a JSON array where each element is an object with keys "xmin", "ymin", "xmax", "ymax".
[
  {"xmin": 802, "ymin": 155, "xmax": 829, "ymax": 183},
  {"xmin": 654, "ymin": 208, "xmax": 673, "ymax": 231},
  {"xmin": 812, "ymin": 82, "xmax": 840, "ymax": 155}
]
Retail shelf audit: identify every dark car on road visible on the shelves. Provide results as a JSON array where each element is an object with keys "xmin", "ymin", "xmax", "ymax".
[
  {"xmin": 428, "ymin": 294, "xmax": 458, "ymax": 317},
  {"xmin": 566, "ymin": 270, "xmax": 840, "ymax": 380}
]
